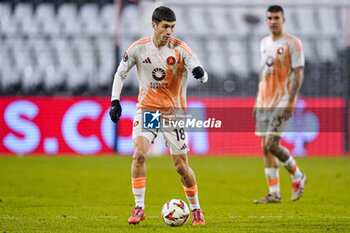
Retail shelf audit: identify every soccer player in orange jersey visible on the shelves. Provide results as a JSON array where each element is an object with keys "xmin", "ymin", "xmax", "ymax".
[
  {"xmin": 253, "ymin": 5, "xmax": 307, "ymax": 203},
  {"xmin": 109, "ymin": 6, "xmax": 206, "ymax": 225}
]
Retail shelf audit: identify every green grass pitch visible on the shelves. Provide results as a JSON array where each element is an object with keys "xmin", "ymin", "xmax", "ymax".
[{"xmin": 1, "ymin": 155, "xmax": 350, "ymax": 232}]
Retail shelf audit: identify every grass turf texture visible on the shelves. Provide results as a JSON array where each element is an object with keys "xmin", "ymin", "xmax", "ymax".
[{"xmin": 0, "ymin": 156, "xmax": 349, "ymax": 232}]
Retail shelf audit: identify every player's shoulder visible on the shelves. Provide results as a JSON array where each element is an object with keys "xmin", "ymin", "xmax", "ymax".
[
  {"xmin": 283, "ymin": 33, "xmax": 302, "ymax": 50},
  {"xmin": 127, "ymin": 36, "xmax": 152, "ymax": 53},
  {"xmin": 169, "ymin": 37, "xmax": 194, "ymax": 56},
  {"xmin": 260, "ymin": 35, "xmax": 271, "ymax": 47},
  {"xmin": 284, "ymin": 33, "xmax": 301, "ymax": 42},
  {"xmin": 261, "ymin": 35, "xmax": 271, "ymax": 43},
  {"xmin": 169, "ymin": 36, "xmax": 185, "ymax": 45}
]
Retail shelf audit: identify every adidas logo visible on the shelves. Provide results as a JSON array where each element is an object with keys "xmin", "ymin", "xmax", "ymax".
[
  {"xmin": 180, "ymin": 143, "xmax": 188, "ymax": 151},
  {"xmin": 142, "ymin": 57, "xmax": 151, "ymax": 63}
]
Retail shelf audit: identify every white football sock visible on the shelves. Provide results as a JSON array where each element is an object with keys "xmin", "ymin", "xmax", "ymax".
[
  {"xmin": 186, "ymin": 192, "xmax": 200, "ymax": 211},
  {"xmin": 132, "ymin": 187, "xmax": 145, "ymax": 209},
  {"xmin": 184, "ymin": 185, "xmax": 200, "ymax": 211},
  {"xmin": 281, "ymin": 156, "xmax": 303, "ymax": 181},
  {"xmin": 265, "ymin": 168, "xmax": 280, "ymax": 197}
]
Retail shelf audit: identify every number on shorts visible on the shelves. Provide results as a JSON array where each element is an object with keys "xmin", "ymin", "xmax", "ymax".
[
  {"xmin": 174, "ymin": 128, "xmax": 185, "ymax": 141},
  {"xmin": 276, "ymin": 116, "xmax": 282, "ymax": 127},
  {"xmin": 271, "ymin": 116, "xmax": 282, "ymax": 127}
]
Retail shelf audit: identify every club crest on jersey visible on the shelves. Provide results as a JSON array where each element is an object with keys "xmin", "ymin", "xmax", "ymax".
[
  {"xmin": 152, "ymin": 68, "xmax": 166, "ymax": 81},
  {"xmin": 266, "ymin": 56, "xmax": 274, "ymax": 67},
  {"xmin": 166, "ymin": 56, "xmax": 176, "ymax": 66},
  {"xmin": 123, "ymin": 52, "xmax": 128, "ymax": 62},
  {"xmin": 277, "ymin": 47, "xmax": 284, "ymax": 54}
]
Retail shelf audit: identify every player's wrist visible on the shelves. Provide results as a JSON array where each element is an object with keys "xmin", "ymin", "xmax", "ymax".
[{"xmin": 111, "ymin": 99, "xmax": 120, "ymax": 107}]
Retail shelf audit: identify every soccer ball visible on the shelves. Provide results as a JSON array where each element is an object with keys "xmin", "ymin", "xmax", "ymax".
[{"xmin": 161, "ymin": 199, "xmax": 190, "ymax": 227}]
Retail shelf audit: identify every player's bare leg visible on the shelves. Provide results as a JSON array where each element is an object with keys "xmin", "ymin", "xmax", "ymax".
[
  {"xmin": 265, "ymin": 135, "xmax": 290, "ymax": 162},
  {"xmin": 265, "ymin": 135, "xmax": 306, "ymax": 201},
  {"xmin": 131, "ymin": 136, "xmax": 150, "ymax": 178},
  {"xmin": 172, "ymin": 154, "xmax": 195, "ymax": 187},
  {"xmin": 255, "ymin": 136, "xmax": 282, "ymax": 203},
  {"xmin": 128, "ymin": 136, "xmax": 150, "ymax": 224},
  {"xmin": 172, "ymin": 154, "xmax": 205, "ymax": 225}
]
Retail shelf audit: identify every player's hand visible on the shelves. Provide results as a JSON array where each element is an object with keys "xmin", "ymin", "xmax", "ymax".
[
  {"xmin": 109, "ymin": 100, "xmax": 122, "ymax": 123},
  {"xmin": 192, "ymin": 66, "xmax": 204, "ymax": 79},
  {"xmin": 282, "ymin": 102, "xmax": 294, "ymax": 120}
]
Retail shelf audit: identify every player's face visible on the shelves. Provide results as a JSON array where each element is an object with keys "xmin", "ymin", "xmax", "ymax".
[
  {"xmin": 152, "ymin": 20, "xmax": 176, "ymax": 44},
  {"xmin": 266, "ymin": 11, "xmax": 285, "ymax": 36}
]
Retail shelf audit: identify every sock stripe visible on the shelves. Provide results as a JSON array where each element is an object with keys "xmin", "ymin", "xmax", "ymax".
[
  {"xmin": 290, "ymin": 163, "xmax": 297, "ymax": 175},
  {"xmin": 132, "ymin": 177, "xmax": 146, "ymax": 189},
  {"xmin": 268, "ymin": 177, "xmax": 280, "ymax": 186},
  {"xmin": 183, "ymin": 184, "xmax": 197, "ymax": 197}
]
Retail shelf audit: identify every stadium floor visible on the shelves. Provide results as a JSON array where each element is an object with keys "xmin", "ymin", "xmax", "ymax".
[{"xmin": 1, "ymin": 156, "xmax": 349, "ymax": 232}]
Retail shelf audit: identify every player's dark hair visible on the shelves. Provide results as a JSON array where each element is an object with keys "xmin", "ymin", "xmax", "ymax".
[
  {"xmin": 152, "ymin": 6, "xmax": 176, "ymax": 24},
  {"xmin": 267, "ymin": 5, "xmax": 284, "ymax": 15}
]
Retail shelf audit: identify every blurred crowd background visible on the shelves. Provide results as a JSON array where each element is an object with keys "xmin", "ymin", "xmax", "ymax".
[{"xmin": 0, "ymin": 0, "xmax": 349, "ymax": 97}]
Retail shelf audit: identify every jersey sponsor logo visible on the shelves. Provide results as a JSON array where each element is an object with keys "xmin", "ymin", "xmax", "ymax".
[
  {"xmin": 277, "ymin": 47, "xmax": 284, "ymax": 54},
  {"xmin": 143, "ymin": 110, "xmax": 161, "ymax": 129},
  {"xmin": 166, "ymin": 56, "xmax": 176, "ymax": 65},
  {"xmin": 123, "ymin": 52, "xmax": 128, "ymax": 62},
  {"xmin": 142, "ymin": 57, "xmax": 152, "ymax": 64},
  {"xmin": 266, "ymin": 56, "xmax": 274, "ymax": 67},
  {"xmin": 152, "ymin": 68, "xmax": 166, "ymax": 81},
  {"xmin": 150, "ymin": 82, "xmax": 168, "ymax": 89}
]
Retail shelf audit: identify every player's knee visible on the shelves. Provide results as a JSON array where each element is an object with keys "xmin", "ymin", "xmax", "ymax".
[
  {"xmin": 133, "ymin": 150, "xmax": 146, "ymax": 165},
  {"xmin": 262, "ymin": 145, "xmax": 269, "ymax": 155},
  {"xmin": 269, "ymin": 145, "xmax": 280, "ymax": 154},
  {"xmin": 266, "ymin": 141, "xmax": 279, "ymax": 154},
  {"xmin": 261, "ymin": 138, "xmax": 269, "ymax": 155}
]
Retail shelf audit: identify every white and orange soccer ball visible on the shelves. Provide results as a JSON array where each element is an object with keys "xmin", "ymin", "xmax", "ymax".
[{"xmin": 161, "ymin": 199, "xmax": 190, "ymax": 227}]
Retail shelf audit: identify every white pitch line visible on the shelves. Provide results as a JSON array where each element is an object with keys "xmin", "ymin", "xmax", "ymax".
[{"xmin": 260, "ymin": 216, "xmax": 283, "ymax": 218}]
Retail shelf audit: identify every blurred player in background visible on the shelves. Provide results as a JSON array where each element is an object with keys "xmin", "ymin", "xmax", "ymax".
[
  {"xmin": 253, "ymin": 5, "xmax": 307, "ymax": 203},
  {"xmin": 109, "ymin": 6, "xmax": 207, "ymax": 225}
]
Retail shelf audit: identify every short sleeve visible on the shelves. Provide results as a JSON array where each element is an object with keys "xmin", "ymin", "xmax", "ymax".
[
  {"xmin": 290, "ymin": 38, "xmax": 305, "ymax": 68},
  {"xmin": 121, "ymin": 45, "xmax": 137, "ymax": 70}
]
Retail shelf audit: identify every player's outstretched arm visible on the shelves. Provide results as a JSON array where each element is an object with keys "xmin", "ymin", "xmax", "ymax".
[
  {"xmin": 110, "ymin": 72, "xmax": 124, "ymax": 123},
  {"xmin": 110, "ymin": 48, "xmax": 136, "ymax": 123}
]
